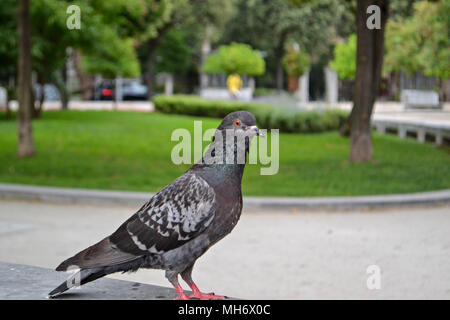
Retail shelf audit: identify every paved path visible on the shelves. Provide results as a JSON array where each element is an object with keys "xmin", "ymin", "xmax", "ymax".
[{"xmin": 0, "ymin": 199, "xmax": 449, "ymax": 299}]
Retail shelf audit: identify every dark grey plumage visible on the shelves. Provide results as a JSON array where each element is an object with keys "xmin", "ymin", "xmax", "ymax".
[{"xmin": 49, "ymin": 111, "xmax": 262, "ymax": 299}]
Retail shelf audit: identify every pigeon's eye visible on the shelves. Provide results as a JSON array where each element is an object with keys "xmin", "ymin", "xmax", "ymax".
[{"xmin": 234, "ymin": 120, "xmax": 241, "ymax": 127}]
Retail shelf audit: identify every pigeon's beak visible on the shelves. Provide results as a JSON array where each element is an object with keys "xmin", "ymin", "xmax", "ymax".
[{"xmin": 250, "ymin": 125, "xmax": 265, "ymax": 137}]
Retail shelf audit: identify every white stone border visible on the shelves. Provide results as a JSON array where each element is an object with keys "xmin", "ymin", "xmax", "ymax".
[{"xmin": 0, "ymin": 183, "xmax": 449, "ymax": 211}]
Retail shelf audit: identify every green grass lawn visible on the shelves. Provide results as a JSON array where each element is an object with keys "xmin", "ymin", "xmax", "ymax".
[{"xmin": 0, "ymin": 110, "xmax": 449, "ymax": 197}]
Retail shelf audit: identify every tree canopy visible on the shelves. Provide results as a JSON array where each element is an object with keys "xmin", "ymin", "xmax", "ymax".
[
  {"xmin": 282, "ymin": 45, "xmax": 310, "ymax": 77},
  {"xmin": 202, "ymin": 43, "xmax": 265, "ymax": 76},
  {"xmin": 154, "ymin": 29, "xmax": 191, "ymax": 75},
  {"xmin": 384, "ymin": 0, "xmax": 450, "ymax": 79},
  {"xmin": 329, "ymin": 34, "xmax": 357, "ymax": 80}
]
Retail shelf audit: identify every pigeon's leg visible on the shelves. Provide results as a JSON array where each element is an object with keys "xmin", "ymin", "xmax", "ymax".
[
  {"xmin": 165, "ymin": 270, "xmax": 189, "ymax": 300},
  {"xmin": 181, "ymin": 264, "xmax": 226, "ymax": 300}
]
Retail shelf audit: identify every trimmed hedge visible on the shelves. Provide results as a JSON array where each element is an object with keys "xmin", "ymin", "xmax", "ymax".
[
  {"xmin": 152, "ymin": 94, "xmax": 348, "ymax": 133},
  {"xmin": 256, "ymin": 109, "xmax": 349, "ymax": 133},
  {"xmin": 153, "ymin": 94, "xmax": 274, "ymax": 118}
]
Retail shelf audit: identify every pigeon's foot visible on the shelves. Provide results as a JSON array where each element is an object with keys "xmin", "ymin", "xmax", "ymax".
[
  {"xmin": 173, "ymin": 284, "xmax": 190, "ymax": 300},
  {"xmin": 187, "ymin": 282, "xmax": 226, "ymax": 300},
  {"xmin": 188, "ymin": 292, "xmax": 226, "ymax": 300}
]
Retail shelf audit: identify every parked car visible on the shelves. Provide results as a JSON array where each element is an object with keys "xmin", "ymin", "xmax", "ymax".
[
  {"xmin": 92, "ymin": 80, "xmax": 148, "ymax": 101},
  {"xmin": 92, "ymin": 80, "xmax": 114, "ymax": 101},
  {"xmin": 34, "ymin": 84, "xmax": 61, "ymax": 101},
  {"xmin": 122, "ymin": 81, "xmax": 148, "ymax": 100}
]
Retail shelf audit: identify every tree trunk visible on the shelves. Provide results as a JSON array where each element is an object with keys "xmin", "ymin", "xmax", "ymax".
[
  {"xmin": 443, "ymin": 78, "xmax": 450, "ymax": 102},
  {"xmin": 53, "ymin": 70, "xmax": 69, "ymax": 111},
  {"xmin": 276, "ymin": 57, "xmax": 284, "ymax": 93},
  {"xmin": 274, "ymin": 31, "xmax": 289, "ymax": 93},
  {"xmin": 349, "ymin": 0, "xmax": 389, "ymax": 162},
  {"xmin": 58, "ymin": 85, "xmax": 68, "ymax": 110},
  {"xmin": 60, "ymin": 63, "xmax": 69, "ymax": 110},
  {"xmin": 73, "ymin": 50, "xmax": 94, "ymax": 100},
  {"xmin": 17, "ymin": 0, "xmax": 35, "ymax": 157},
  {"xmin": 339, "ymin": 107, "xmax": 354, "ymax": 137},
  {"xmin": 146, "ymin": 42, "xmax": 156, "ymax": 100},
  {"xmin": 33, "ymin": 73, "xmax": 44, "ymax": 118}
]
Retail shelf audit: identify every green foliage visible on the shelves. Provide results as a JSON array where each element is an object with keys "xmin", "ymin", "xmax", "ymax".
[
  {"xmin": 282, "ymin": 46, "xmax": 310, "ymax": 77},
  {"xmin": 185, "ymin": 0, "xmax": 234, "ymax": 43},
  {"xmin": 0, "ymin": 0, "xmax": 145, "ymax": 82},
  {"xmin": 385, "ymin": 0, "xmax": 450, "ymax": 79},
  {"xmin": 155, "ymin": 29, "xmax": 191, "ymax": 74},
  {"xmin": 220, "ymin": 0, "xmax": 353, "ymax": 69},
  {"xmin": 76, "ymin": 0, "xmax": 144, "ymax": 78},
  {"xmin": 0, "ymin": 0, "xmax": 18, "ymax": 81},
  {"xmin": 152, "ymin": 94, "xmax": 348, "ymax": 133},
  {"xmin": 329, "ymin": 34, "xmax": 356, "ymax": 80},
  {"xmin": 128, "ymin": 0, "xmax": 176, "ymax": 43},
  {"xmin": 82, "ymin": 37, "xmax": 140, "ymax": 78},
  {"xmin": 202, "ymin": 43, "xmax": 265, "ymax": 76}
]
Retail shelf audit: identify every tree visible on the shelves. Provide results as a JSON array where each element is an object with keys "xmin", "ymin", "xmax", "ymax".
[
  {"xmin": 30, "ymin": 0, "xmax": 82, "ymax": 114},
  {"xmin": 130, "ymin": 0, "xmax": 177, "ymax": 99},
  {"xmin": 350, "ymin": 0, "xmax": 389, "ymax": 162},
  {"xmin": 330, "ymin": 34, "xmax": 357, "ymax": 81},
  {"xmin": 186, "ymin": 0, "xmax": 234, "ymax": 88},
  {"xmin": 0, "ymin": 0, "xmax": 18, "ymax": 118},
  {"xmin": 72, "ymin": 0, "xmax": 145, "ymax": 101},
  {"xmin": 3, "ymin": 0, "xmax": 144, "ymax": 112},
  {"xmin": 220, "ymin": 0, "xmax": 349, "ymax": 91},
  {"xmin": 202, "ymin": 43, "xmax": 265, "ymax": 76},
  {"xmin": 283, "ymin": 44, "xmax": 310, "ymax": 93},
  {"xmin": 17, "ymin": 0, "xmax": 35, "ymax": 157},
  {"xmin": 282, "ymin": 46, "xmax": 310, "ymax": 78},
  {"xmin": 384, "ymin": 0, "xmax": 450, "ymax": 79}
]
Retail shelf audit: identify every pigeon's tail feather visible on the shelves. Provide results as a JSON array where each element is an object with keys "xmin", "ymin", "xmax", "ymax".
[
  {"xmin": 48, "ymin": 268, "xmax": 107, "ymax": 298},
  {"xmin": 55, "ymin": 237, "xmax": 138, "ymax": 271},
  {"xmin": 50, "ymin": 240, "xmax": 145, "ymax": 298}
]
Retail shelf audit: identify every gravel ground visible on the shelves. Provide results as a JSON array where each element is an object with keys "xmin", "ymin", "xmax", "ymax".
[{"xmin": 0, "ymin": 199, "xmax": 449, "ymax": 299}]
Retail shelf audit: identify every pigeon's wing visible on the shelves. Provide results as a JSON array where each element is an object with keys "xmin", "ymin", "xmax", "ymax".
[{"xmin": 109, "ymin": 172, "xmax": 216, "ymax": 256}]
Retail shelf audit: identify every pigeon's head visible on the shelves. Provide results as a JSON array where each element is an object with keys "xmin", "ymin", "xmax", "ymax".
[
  {"xmin": 216, "ymin": 111, "xmax": 264, "ymax": 138},
  {"xmin": 203, "ymin": 111, "xmax": 264, "ymax": 165}
]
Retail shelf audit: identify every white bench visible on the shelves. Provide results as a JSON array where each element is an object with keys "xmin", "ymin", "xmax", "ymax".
[
  {"xmin": 401, "ymin": 89, "xmax": 440, "ymax": 109},
  {"xmin": 373, "ymin": 118, "xmax": 450, "ymax": 146}
]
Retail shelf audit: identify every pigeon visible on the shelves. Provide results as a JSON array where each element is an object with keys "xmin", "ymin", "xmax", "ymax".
[{"xmin": 48, "ymin": 111, "xmax": 264, "ymax": 300}]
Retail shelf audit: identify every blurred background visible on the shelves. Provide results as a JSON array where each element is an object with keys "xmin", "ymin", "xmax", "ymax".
[{"xmin": 0, "ymin": 0, "xmax": 449, "ymax": 299}]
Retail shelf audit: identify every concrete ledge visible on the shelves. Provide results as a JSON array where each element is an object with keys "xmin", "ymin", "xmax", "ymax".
[
  {"xmin": 0, "ymin": 262, "xmax": 179, "ymax": 300},
  {"xmin": 1, "ymin": 183, "xmax": 449, "ymax": 210}
]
